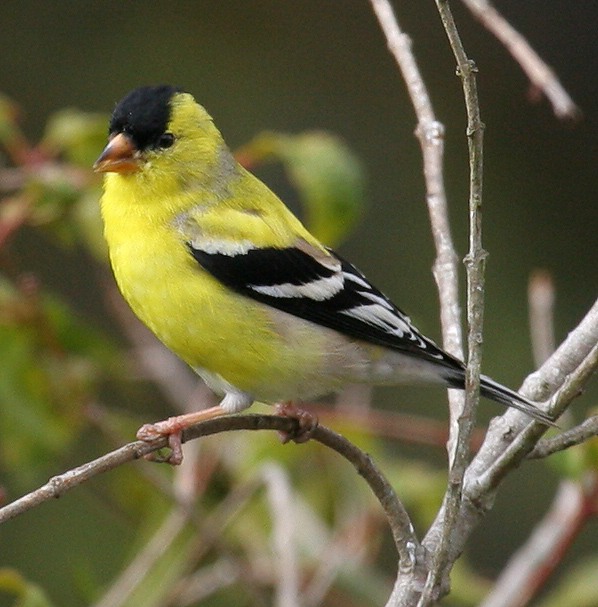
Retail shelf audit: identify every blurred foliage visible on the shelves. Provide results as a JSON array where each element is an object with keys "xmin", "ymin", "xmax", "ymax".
[
  {"xmin": 41, "ymin": 108, "xmax": 109, "ymax": 169},
  {"xmin": 236, "ymin": 131, "xmax": 366, "ymax": 247},
  {"xmin": 548, "ymin": 409, "xmax": 598, "ymax": 480},
  {"xmin": 0, "ymin": 80, "xmax": 596, "ymax": 607},
  {"xmin": 0, "ymin": 569, "xmax": 54, "ymax": 607},
  {"xmin": 0, "ymin": 274, "xmax": 120, "ymax": 487},
  {"xmin": 537, "ymin": 556, "xmax": 598, "ymax": 607}
]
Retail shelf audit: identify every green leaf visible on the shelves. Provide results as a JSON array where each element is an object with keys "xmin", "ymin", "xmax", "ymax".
[{"xmin": 237, "ymin": 131, "xmax": 367, "ymax": 246}]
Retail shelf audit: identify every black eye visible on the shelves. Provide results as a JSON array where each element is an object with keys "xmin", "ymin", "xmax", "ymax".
[{"xmin": 157, "ymin": 132, "xmax": 175, "ymax": 149}]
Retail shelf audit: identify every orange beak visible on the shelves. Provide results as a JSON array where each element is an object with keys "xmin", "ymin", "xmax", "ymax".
[{"xmin": 93, "ymin": 132, "xmax": 142, "ymax": 174}]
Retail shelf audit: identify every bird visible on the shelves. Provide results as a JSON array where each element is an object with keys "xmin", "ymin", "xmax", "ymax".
[{"xmin": 94, "ymin": 85, "xmax": 553, "ymax": 462}]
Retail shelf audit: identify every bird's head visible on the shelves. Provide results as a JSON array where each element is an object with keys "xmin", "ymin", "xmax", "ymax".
[{"xmin": 94, "ymin": 85, "xmax": 228, "ymax": 186}]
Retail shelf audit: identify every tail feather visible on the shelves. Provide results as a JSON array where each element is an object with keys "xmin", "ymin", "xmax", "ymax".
[
  {"xmin": 479, "ymin": 374, "xmax": 556, "ymax": 426},
  {"xmin": 443, "ymin": 368, "xmax": 556, "ymax": 426}
]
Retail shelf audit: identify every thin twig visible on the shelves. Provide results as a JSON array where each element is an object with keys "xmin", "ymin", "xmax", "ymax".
[
  {"xmin": 465, "ymin": 295, "xmax": 598, "ymax": 492},
  {"xmin": 520, "ymin": 297, "xmax": 598, "ymax": 403},
  {"xmin": 369, "ymin": 0, "xmax": 434, "ymax": 125},
  {"xmin": 528, "ymin": 415, "xmax": 598, "ymax": 459},
  {"xmin": 369, "ymin": 2, "xmax": 588, "ymax": 605},
  {"xmin": 472, "ymin": 344, "xmax": 598, "ymax": 497},
  {"xmin": 307, "ymin": 423, "xmax": 420, "ymax": 570},
  {"xmin": 369, "ymin": 2, "xmax": 468, "ymax": 603},
  {"xmin": 461, "ymin": 0, "xmax": 579, "ymax": 119},
  {"xmin": 0, "ymin": 414, "xmax": 419, "ymax": 572},
  {"xmin": 86, "ymin": 401, "xmax": 181, "ymax": 497},
  {"xmin": 302, "ymin": 512, "xmax": 372, "ymax": 607},
  {"xmin": 420, "ymin": 297, "xmax": 598, "ymax": 587},
  {"xmin": 416, "ymin": 3, "xmax": 487, "ymax": 604},
  {"xmin": 368, "ymin": 0, "xmax": 463, "ymax": 363},
  {"xmin": 311, "ymin": 405, "xmax": 488, "ymax": 451},
  {"xmin": 0, "ymin": 439, "xmax": 162, "ymax": 524}
]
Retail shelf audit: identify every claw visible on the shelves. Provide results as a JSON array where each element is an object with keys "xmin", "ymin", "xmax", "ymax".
[{"xmin": 276, "ymin": 402, "xmax": 319, "ymax": 444}]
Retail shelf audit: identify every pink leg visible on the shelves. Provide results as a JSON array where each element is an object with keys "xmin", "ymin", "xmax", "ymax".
[{"xmin": 137, "ymin": 391, "xmax": 253, "ymax": 464}]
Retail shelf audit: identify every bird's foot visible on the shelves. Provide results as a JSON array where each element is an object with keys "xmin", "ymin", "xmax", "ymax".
[
  {"xmin": 137, "ymin": 404, "xmax": 233, "ymax": 465},
  {"xmin": 140, "ymin": 431, "xmax": 184, "ymax": 465},
  {"xmin": 275, "ymin": 401, "xmax": 318, "ymax": 444},
  {"xmin": 137, "ymin": 417, "xmax": 187, "ymax": 465}
]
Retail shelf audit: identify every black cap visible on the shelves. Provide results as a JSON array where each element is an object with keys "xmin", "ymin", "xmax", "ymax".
[{"xmin": 109, "ymin": 85, "xmax": 183, "ymax": 152}]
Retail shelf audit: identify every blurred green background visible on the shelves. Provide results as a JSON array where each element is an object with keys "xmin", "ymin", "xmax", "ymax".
[{"xmin": 1, "ymin": 1, "xmax": 597, "ymax": 606}]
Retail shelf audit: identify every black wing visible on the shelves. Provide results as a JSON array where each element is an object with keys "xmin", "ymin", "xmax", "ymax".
[
  {"xmin": 188, "ymin": 242, "xmax": 463, "ymax": 370},
  {"xmin": 189, "ymin": 240, "xmax": 556, "ymax": 424}
]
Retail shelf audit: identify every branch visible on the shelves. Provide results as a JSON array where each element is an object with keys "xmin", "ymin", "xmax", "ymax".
[
  {"xmin": 173, "ymin": 558, "xmax": 240, "ymax": 606},
  {"xmin": 465, "ymin": 295, "xmax": 598, "ymax": 485},
  {"xmin": 0, "ymin": 437, "xmax": 161, "ymax": 524},
  {"xmin": 0, "ymin": 414, "xmax": 419, "ymax": 572},
  {"xmin": 304, "ymin": 422, "xmax": 421, "ymax": 570},
  {"xmin": 415, "ymin": 3, "xmax": 488, "ymax": 604},
  {"xmin": 370, "ymin": 2, "xmax": 586, "ymax": 605},
  {"xmin": 415, "ymin": 299, "xmax": 598, "ymax": 588},
  {"xmin": 461, "ymin": 0, "xmax": 579, "ymax": 119},
  {"xmin": 370, "ymin": 0, "xmax": 465, "ymax": 475},
  {"xmin": 369, "ymin": 0, "xmax": 463, "ymax": 364},
  {"xmin": 528, "ymin": 415, "xmax": 598, "ymax": 459},
  {"xmin": 521, "ymin": 297, "xmax": 598, "ymax": 403},
  {"xmin": 369, "ymin": 3, "xmax": 473, "ymax": 604},
  {"xmin": 161, "ymin": 480, "xmax": 263, "ymax": 607},
  {"xmin": 302, "ymin": 512, "xmax": 376, "ymax": 607},
  {"xmin": 458, "ymin": 301, "xmax": 598, "ymax": 523},
  {"xmin": 312, "ymin": 405, "xmax": 487, "ymax": 450},
  {"xmin": 93, "ymin": 473, "xmax": 261, "ymax": 607},
  {"xmin": 472, "ymin": 343, "xmax": 598, "ymax": 499},
  {"xmin": 370, "ymin": 3, "xmax": 488, "ymax": 604}
]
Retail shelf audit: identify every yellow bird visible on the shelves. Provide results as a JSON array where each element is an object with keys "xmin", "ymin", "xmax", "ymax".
[{"xmin": 94, "ymin": 85, "xmax": 552, "ymax": 462}]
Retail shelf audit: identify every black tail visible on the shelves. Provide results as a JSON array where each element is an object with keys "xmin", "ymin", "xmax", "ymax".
[
  {"xmin": 479, "ymin": 374, "xmax": 556, "ymax": 425},
  {"xmin": 443, "ymin": 369, "xmax": 556, "ymax": 426}
]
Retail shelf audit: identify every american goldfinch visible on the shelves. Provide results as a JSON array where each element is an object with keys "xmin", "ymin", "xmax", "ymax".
[{"xmin": 94, "ymin": 85, "xmax": 552, "ymax": 459}]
